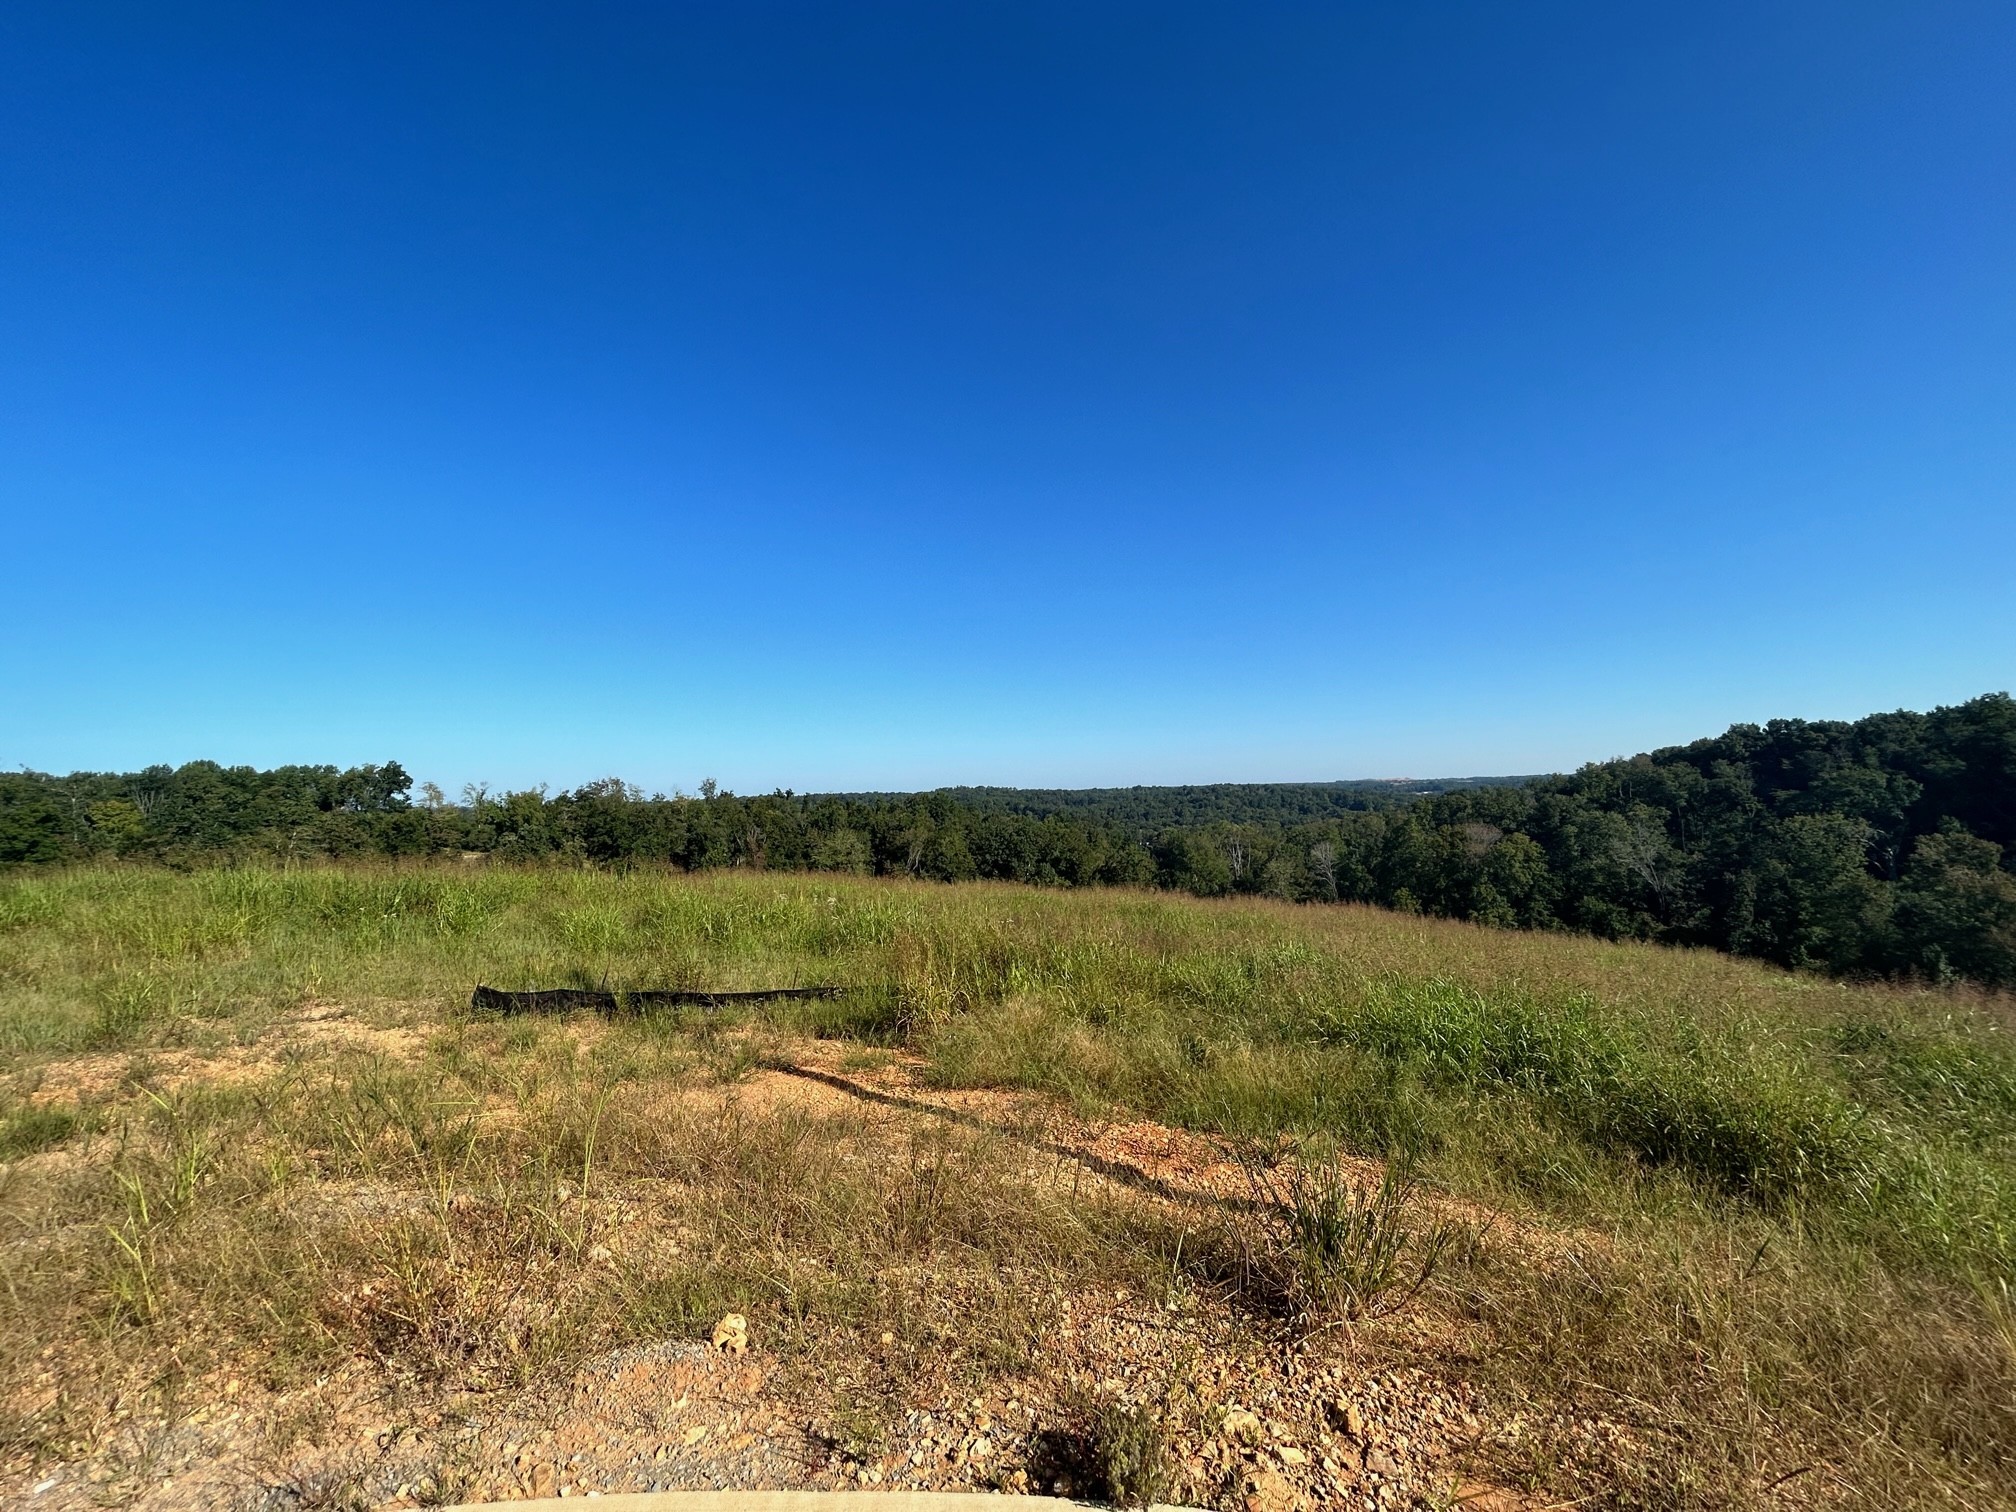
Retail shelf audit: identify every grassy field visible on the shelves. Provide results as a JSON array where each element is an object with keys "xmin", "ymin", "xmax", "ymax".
[{"xmin": 3, "ymin": 862, "xmax": 2014, "ymax": 1509}]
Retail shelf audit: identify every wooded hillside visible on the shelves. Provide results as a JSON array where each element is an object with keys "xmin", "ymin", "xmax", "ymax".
[{"xmin": 5, "ymin": 692, "xmax": 2011, "ymax": 984}]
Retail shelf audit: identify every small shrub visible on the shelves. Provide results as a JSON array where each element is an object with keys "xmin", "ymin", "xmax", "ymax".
[
  {"xmin": 1092, "ymin": 1400, "xmax": 1170, "ymax": 1508},
  {"xmin": 268, "ymin": 1463, "xmax": 377, "ymax": 1512}
]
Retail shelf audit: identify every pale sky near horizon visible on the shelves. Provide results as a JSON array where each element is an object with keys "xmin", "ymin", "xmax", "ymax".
[{"xmin": 3, "ymin": 4, "xmax": 2012, "ymax": 795}]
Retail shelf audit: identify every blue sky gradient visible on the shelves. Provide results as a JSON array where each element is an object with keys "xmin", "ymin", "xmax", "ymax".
[{"xmin": 4, "ymin": 3, "xmax": 2012, "ymax": 793}]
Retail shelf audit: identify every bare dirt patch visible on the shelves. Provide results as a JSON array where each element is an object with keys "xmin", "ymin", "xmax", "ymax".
[
  {"xmin": 9, "ymin": 1005, "xmax": 426, "ymax": 1114},
  {"xmin": 3, "ymin": 1013, "xmax": 1582, "ymax": 1512}
]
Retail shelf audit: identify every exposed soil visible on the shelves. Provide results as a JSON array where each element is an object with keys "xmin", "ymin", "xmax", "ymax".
[
  {"xmin": 13, "ymin": 1003, "xmax": 427, "ymax": 1111},
  {"xmin": 1, "ymin": 1011, "xmax": 1573, "ymax": 1512}
]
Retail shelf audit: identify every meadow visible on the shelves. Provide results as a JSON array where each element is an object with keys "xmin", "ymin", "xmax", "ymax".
[{"xmin": 3, "ymin": 862, "xmax": 2013, "ymax": 1509}]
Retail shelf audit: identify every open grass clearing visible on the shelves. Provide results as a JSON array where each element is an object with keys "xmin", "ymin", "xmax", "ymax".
[{"xmin": 2, "ymin": 863, "xmax": 2013, "ymax": 1510}]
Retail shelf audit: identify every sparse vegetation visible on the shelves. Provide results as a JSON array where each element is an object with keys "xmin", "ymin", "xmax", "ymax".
[
  {"xmin": 2, "ymin": 861, "xmax": 2013, "ymax": 1508},
  {"xmin": 1089, "ymin": 1398, "xmax": 1171, "ymax": 1508},
  {"xmin": 0, "ymin": 1100, "xmax": 82, "ymax": 1160}
]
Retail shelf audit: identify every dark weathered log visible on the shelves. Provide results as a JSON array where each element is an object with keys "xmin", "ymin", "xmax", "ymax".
[{"xmin": 469, "ymin": 984, "xmax": 845, "ymax": 1016}]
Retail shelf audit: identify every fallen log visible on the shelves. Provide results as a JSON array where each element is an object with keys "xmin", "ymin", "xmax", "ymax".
[{"xmin": 469, "ymin": 984, "xmax": 846, "ymax": 1016}]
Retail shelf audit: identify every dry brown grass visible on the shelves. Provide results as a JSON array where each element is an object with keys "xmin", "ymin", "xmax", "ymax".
[
  {"xmin": 0, "ymin": 1017, "xmax": 1205, "ymax": 1504},
  {"xmin": 2, "ymin": 863, "xmax": 2012, "ymax": 1510}
]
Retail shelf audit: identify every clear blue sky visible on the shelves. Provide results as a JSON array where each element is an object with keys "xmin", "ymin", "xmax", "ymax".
[{"xmin": 4, "ymin": 4, "xmax": 2012, "ymax": 794}]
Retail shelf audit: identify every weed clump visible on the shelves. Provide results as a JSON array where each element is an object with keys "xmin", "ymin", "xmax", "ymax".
[
  {"xmin": 1091, "ymin": 1400, "xmax": 1169, "ymax": 1508},
  {"xmin": 1027, "ymin": 1398, "xmax": 1171, "ymax": 1509},
  {"xmin": 1237, "ymin": 1149, "xmax": 1470, "ymax": 1320}
]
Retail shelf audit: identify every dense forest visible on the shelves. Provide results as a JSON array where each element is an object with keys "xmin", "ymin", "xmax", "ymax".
[
  {"xmin": 4, "ymin": 692, "xmax": 2012, "ymax": 984},
  {"xmin": 840, "ymin": 776, "xmax": 1532, "ymax": 831}
]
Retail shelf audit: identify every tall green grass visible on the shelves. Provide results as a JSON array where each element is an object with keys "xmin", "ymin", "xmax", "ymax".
[{"xmin": 4, "ymin": 861, "xmax": 2011, "ymax": 1271}]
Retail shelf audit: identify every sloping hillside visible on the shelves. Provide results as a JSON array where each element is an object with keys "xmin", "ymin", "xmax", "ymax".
[{"xmin": 2, "ymin": 866, "xmax": 2012, "ymax": 1510}]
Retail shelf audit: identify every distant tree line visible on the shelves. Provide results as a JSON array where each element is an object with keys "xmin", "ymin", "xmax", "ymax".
[
  {"xmin": 3, "ymin": 692, "xmax": 2012, "ymax": 984},
  {"xmin": 839, "ymin": 776, "xmax": 1533, "ymax": 831},
  {"xmin": 0, "ymin": 765, "xmax": 1152, "ymax": 888}
]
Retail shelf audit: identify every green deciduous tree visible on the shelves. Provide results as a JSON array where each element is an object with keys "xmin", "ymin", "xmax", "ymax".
[{"xmin": 1896, "ymin": 824, "xmax": 2016, "ymax": 986}]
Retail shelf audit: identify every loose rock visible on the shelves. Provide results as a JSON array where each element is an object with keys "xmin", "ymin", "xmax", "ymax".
[
  {"xmin": 1243, "ymin": 1467, "xmax": 1296, "ymax": 1512},
  {"xmin": 711, "ymin": 1314, "xmax": 749, "ymax": 1355},
  {"xmin": 1222, "ymin": 1407, "xmax": 1265, "ymax": 1446}
]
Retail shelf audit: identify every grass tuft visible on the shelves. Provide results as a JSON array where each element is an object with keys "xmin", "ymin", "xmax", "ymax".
[
  {"xmin": 0, "ymin": 1101, "xmax": 83, "ymax": 1158},
  {"xmin": 1247, "ymin": 1151, "xmax": 1469, "ymax": 1319}
]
